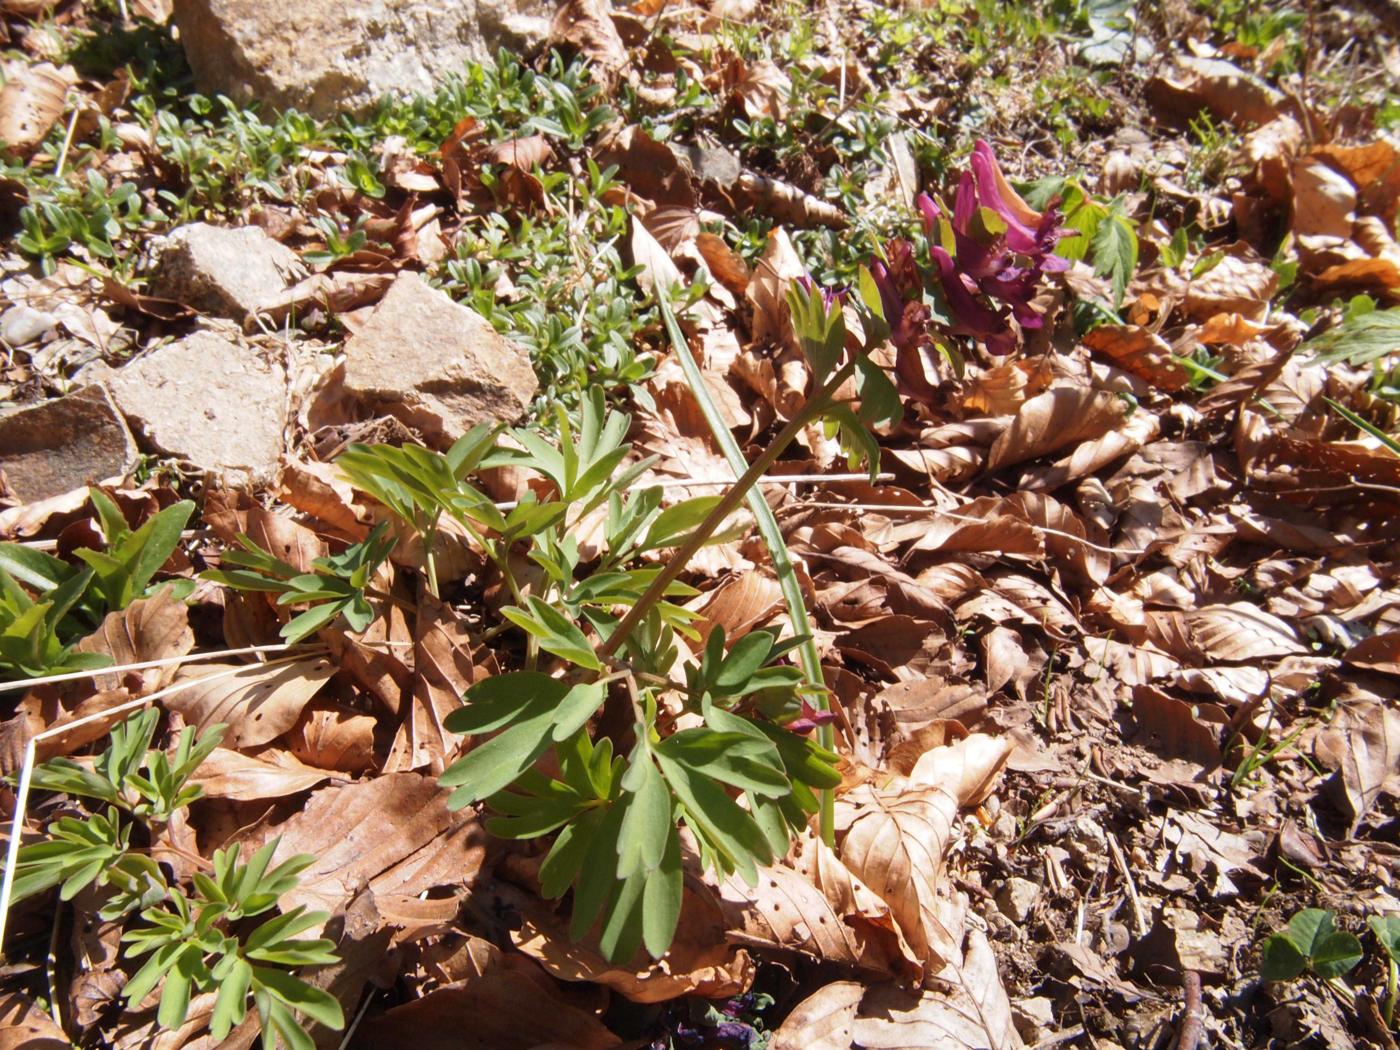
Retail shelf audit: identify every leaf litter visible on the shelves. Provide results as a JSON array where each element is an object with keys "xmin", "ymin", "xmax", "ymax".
[{"xmin": 0, "ymin": 0, "xmax": 1399, "ymax": 1048}]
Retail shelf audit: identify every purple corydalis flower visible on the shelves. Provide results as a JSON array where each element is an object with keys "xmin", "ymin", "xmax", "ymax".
[
  {"xmin": 916, "ymin": 140, "xmax": 1069, "ymax": 355},
  {"xmin": 787, "ymin": 698, "xmax": 838, "ymax": 735}
]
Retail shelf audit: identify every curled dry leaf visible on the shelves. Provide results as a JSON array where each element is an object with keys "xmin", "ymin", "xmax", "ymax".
[
  {"xmin": 507, "ymin": 885, "xmax": 754, "ymax": 1004},
  {"xmin": 1184, "ymin": 602, "xmax": 1305, "ymax": 662},
  {"xmin": 1183, "ymin": 246, "xmax": 1279, "ymax": 320},
  {"xmin": 167, "ymin": 655, "xmax": 335, "ymax": 749},
  {"xmin": 718, "ymin": 832, "xmax": 922, "ymax": 981},
  {"xmin": 188, "ymin": 746, "xmax": 342, "ymax": 800},
  {"xmin": 551, "ymin": 0, "xmax": 630, "ymax": 88},
  {"xmin": 286, "ymin": 699, "xmax": 377, "ymax": 773},
  {"xmin": 1315, "ymin": 701, "xmax": 1400, "ymax": 831},
  {"xmin": 386, "ymin": 593, "xmax": 473, "ymax": 773},
  {"xmin": 855, "ymin": 930, "xmax": 1021, "ymax": 1049},
  {"xmin": 775, "ymin": 929, "xmax": 1021, "ymax": 1050},
  {"xmin": 771, "ymin": 980, "xmax": 863, "ymax": 1050},
  {"xmin": 986, "ymin": 388, "xmax": 1129, "ymax": 473},
  {"xmin": 1083, "ymin": 325, "xmax": 1189, "ymax": 391},
  {"xmin": 725, "ymin": 57, "xmax": 793, "ymax": 120},
  {"xmin": 0, "ymin": 62, "xmax": 71, "ymax": 157},
  {"xmin": 75, "ymin": 585, "xmax": 195, "ymax": 694},
  {"xmin": 836, "ymin": 782, "xmax": 962, "ymax": 970}
]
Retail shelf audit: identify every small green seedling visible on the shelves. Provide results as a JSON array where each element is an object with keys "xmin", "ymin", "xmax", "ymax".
[
  {"xmin": 202, "ymin": 522, "xmax": 395, "ymax": 642},
  {"xmin": 1370, "ymin": 916, "xmax": 1400, "ymax": 1027},
  {"xmin": 1261, "ymin": 908, "xmax": 1364, "ymax": 982}
]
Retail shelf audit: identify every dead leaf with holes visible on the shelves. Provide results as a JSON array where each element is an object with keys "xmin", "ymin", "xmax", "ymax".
[
  {"xmin": 0, "ymin": 62, "xmax": 73, "ymax": 158},
  {"xmin": 167, "ymin": 655, "xmax": 335, "ymax": 749}
]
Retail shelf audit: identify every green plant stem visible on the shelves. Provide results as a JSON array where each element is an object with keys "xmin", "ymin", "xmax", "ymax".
[
  {"xmin": 611, "ymin": 293, "xmax": 851, "ymax": 845},
  {"xmin": 1386, "ymin": 957, "xmax": 1397, "ymax": 1028}
]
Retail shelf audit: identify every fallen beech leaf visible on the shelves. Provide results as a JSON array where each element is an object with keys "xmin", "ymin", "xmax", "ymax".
[
  {"xmin": 718, "ymin": 832, "xmax": 922, "ymax": 980},
  {"xmin": 1022, "ymin": 406, "xmax": 1159, "ymax": 490},
  {"xmin": 987, "ymin": 388, "xmax": 1129, "ymax": 473},
  {"xmin": 746, "ymin": 227, "xmax": 806, "ymax": 350},
  {"xmin": 1343, "ymin": 632, "xmax": 1400, "ymax": 674},
  {"xmin": 0, "ymin": 63, "xmax": 71, "ymax": 158},
  {"xmin": 551, "ymin": 0, "xmax": 630, "ymax": 88},
  {"xmin": 286, "ymin": 700, "xmax": 377, "ymax": 773},
  {"xmin": 696, "ymin": 231, "xmax": 752, "ymax": 294},
  {"xmin": 0, "ymin": 991, "xmax": 68, "ymax": 1050},
  {"xmin": 483, "ymin": 134, "xmax": 554, "ymax": 172},
  {"xmin": 1184, "ymin": 246, "xmax": 1279, "ymax": 320},
  {"xmin": 1315, "ymin": 701, "xmax": 1400, "ymax": 831},
  {"xmin": 356, "ymin": 971, "xmax": 620, "ymax": 1050},
  {"xmin": 75, "ymin": 585, "xmax": 195, "ymax": 694},
  {"xmin": 981, "ymin": 625, "xmax": 1028, "ymax": 695},
  {"xmin": 852, "ymin": 930, "xmax": 1019, "ymax": 1050},
  {"xmin": 836, "ymin": 782, "xmax": 962, "ymax": 970},
  {"xmin": 907, "ymin": 732, "xmax": 1013, "ymax": 807},
  {"xmin": 262, "ymin": 772, "xmax": 486, "ymax": 923},
  {"xmin": 1131, "ymin": 685, "xmax": 1224, "ymax": 769},
  {"xmin": 689, "ymin": 569, "xmax": 784, "ymax": 646},
  {"xmin": 1083, "ymin": 325, "xmax": 1189, "ymax": 391},
  {"xmin": 189, "ymin": 746, "xmax": 341, "ymax": 800},
  {"xmin": 1146, "ymin": 56, "xmax": 1282, "ymax": 129},
  {"xmin": 771, "ymin": 981, "xmax": 863, "ymax": 1050},
  {"xmin": 168, "ymin": 655, "xmax": 335, "ymax": 749},
  {"xmin": 386, "ymin": 593, "xmax": 472, "ymax": 773},
  {"xmin": 1185, "ymin": 602, "xmax": 1305, "ymax": 661},
  {"xmin": 725, "ymin": 57, "xmax": 792, "ymax": 120},
  {"xmin": 1294, "ymin": 156, "xmax": 1358, "ymax": 252},
  {"xmin": 507, "ymin": 884, "xmax": 753, "ymax": 1003}
]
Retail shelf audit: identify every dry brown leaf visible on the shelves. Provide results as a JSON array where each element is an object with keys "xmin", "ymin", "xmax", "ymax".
[
  {"xmin": 356, "ymin": 971, "xmax": 620, "ymax": 1050},
  {"xmin": 726, "ymin": 57, "xmax": 792, "ymax": 119},
  {"xmin": 1146, "ymin": 56, "xmax": 1282, "ymax": 129},
  {"xmin": 483, "ymin": 134, "xmax": 554, "ymax": 171},
  {"xmin": 1315, "ymin": 701, "xmax": 1400, "ymax": 831},
  {"xmin": 1083, "ymin": 325, "xmax": 1189, "ymax": 391},
  {"xmin": 189, "ymin": 746, "xmax": 341, "ymax": 800},
  {"xmin": 69, "ymin": 586, "xmax": 192, "ymax": 697},
  {"xmin": 0, "ymin": 992, "xmax": 68, "ymax": 1050},
  {"xmin": 0, "ymin": 63, "xmax": 72, "ymax": 158},
  {"xmin": 718, "ymin": 832, "xmax": 922, "ymax": 980},
  {"xmin": 1023, "ymin": 406, "xmax": 1158, "ymax": 490},
  {"xmin": 286, "ymin": 700, "xmax": 377, "ymax": 774},
  {"xmin": 746, "ymin": 227, "xmax": 805, "ymax": 351},
  {"xmin": 506, "ymin": 884, "xmax": 753, "ymax": 1004},
  {"xmin": 386, "ymin": 593, "xmax": 472, "ymax": 773},
  {"xmin": 836, "ymin": 782, "xmax": 962, "ymax": 970},
  {"xmin": 771, "ymin": 981, "xmax": 864, "ymax": 1050},
  {"xmin": 550, "ymin": 0, "xmax": 630, "ymax": 88},
  {"xmin": 1184, "ymin": 246, "xmax": 1279, "ymax": 320},
  {"xmin": 1131, "ymin": 685, "xmax": 1224, "ymax": 768},
  {"xmin": 1185, "ymin": 602, "xmax": 1305, "ymax": 661},
  {"xmin": 689, "ymin": 570, "xmax": 784, "ymax": 645},
  {"xmin": 167, "ymin": 655, "xmax": 335, "ymax": 749},
  {"xmin": 696, "ymin": 231, "xmax": 752, "ymax": 294},
  {"xmin": 981, "ymin": 625, "xmax": 1029, "ymax": 695},
  {"xmin": 853, "ymin": 930, "xmax": 1020, "ymax": 1049},
  {"xmin": 1343, "ymin": 632, "xmax": 1400, "ymax": 674},
  {"xmin": 261, "ymin": 772, "xmax": 486, "ymax": 923},
  {"xmin": 986, "ymin": 388, "xmax": 1129, "ymax": 473}
]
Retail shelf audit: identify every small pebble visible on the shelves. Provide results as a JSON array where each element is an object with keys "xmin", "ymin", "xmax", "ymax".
[{"xmin": 1, "ymin": 305, "xmax": 58, "ymax": 347}]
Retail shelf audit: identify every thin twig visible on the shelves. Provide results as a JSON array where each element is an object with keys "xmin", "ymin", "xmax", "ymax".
[
  {"xmin": 1107, "ymin": 831, "xmax": 1148, "ymax": 938},
  {"xmin": 1174, "ymin": 971, "xmax": 1205, "ymax": 1050}
]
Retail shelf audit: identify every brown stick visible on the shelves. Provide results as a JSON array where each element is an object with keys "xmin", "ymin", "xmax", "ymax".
[{"xmin": 1174, "ymin": 971, "xmax": 1204, "ymax": 1050}]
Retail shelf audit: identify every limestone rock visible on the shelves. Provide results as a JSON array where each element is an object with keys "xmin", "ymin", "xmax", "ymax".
[
  {"xmin": 0, "ymin": 385, "xmax": 137, "ymax": 502},
  {"xmin": 171, "ymin": 0, "xmax": 554, "ymax": 118},
  {"xmin": 106, "ymin": 331, "xmax": 287, "ymax": 484},
  {"xmin": 996, "ymin": 877, "xmax": 1040, "ymax": 923},
  {"xmin": 151, "ymin": 223, "xmax": 304, "ymax": 322},
  {"xmin": 342, "ymin": 272, "xmax": 537, "ymax": 443}
]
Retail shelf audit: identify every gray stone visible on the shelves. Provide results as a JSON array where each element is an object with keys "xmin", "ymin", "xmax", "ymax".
[
  {"xmin": 106, "ymin": 331, "xmax": 287, "ymax": 484},
  {"xmin": 0, "ymin": 385, "xmax": 137, "ymax": 502},
  {"xmin": 1, "ymin": 304, "xmax": 58, "ymax": 347},
  {"xmin": 996, "ymin": 877, "xmax": 1040, "ymax": 923},
  {"xmin": 342, "ymin": 272, "xmax": 537, "ymax": 444},
  {"xmin": 151, "ymin": 223, "xmax": 304, "ymax": 322},
  {"xmin": 171, "ymin": 0, "xmax": 554, "ymax": 118}
]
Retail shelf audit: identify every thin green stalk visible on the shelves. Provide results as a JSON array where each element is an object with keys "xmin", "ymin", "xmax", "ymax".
[
  {"xmin": 644, "ymin": 293, "xmax": 843, "ymax": 845},
  {"xmin": 1385, "ymin": 957, "xmax": 1396, "ymax": 1028}
]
